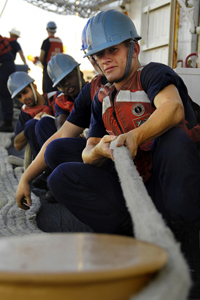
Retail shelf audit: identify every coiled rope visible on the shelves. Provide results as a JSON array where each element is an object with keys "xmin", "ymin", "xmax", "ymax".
[
  {"xmin": 0, "ymin": 132, "xmax": 42, "ymax": 237},
  {"xmin": 110, "ymin": 140, "xmax": 191, "ymax": 300}
]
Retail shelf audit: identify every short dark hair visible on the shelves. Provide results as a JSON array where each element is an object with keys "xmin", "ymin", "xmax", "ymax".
[{"xmin": 123, "ymin": 39, "xmax": 132, "ymax": 48}]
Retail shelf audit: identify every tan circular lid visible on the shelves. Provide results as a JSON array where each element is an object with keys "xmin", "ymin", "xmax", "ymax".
[{"xmin": 0, "ymin": 233, "xmax": 167, "ymax": 283}]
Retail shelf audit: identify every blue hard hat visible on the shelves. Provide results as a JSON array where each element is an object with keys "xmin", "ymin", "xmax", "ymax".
[
  {"xmin": 46, "ymin": 21, "xmax": 57, "ymax": 31},
  {"xmin": 81, "ymin": 18, "xmax": 91, "ymax": 51},
  {"xmin": 7, "ymin": 71, "xmax": 34, "ymax": 99},
  {"xmin": 84, "ymin": 10, "xmax": 141, "ymax": 57},
  {"xmin": 47, "ymin": 53, "xmax": 80, "ymax": 87}
]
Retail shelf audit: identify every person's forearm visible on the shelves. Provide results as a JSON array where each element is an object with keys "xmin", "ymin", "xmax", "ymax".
[
  {"xmin": 59, "ymin": 120, "xmax": 84, "ymax": 137},
  {"xmin": 132, "ymin": 99, "xmax": 185, "ymax": 147},
  {"xmin": 134, "ymin": 84, "xmax": 185, "ymax": 145},
  {"xmin": 20, "ymin": 121, "xmax": 83, "ymax": 183},
  {"xmin": 20, "ymin": 140, "xmax": 51, "ymax": 184},
  {"xmin": 82, "ymin": 143, "xmax": 103, "ymax": 165},
  {"xmin": 19, "ymin": 50, "xmax": 26, "ymax": 64},
  {"xmin": 20, "ymin": 153, "xmax": 47, "ymax": 184},
  {"xmin": 82, "ymin": 136, "xmax": 114, "ymax": 166},
  {"xmin": 21, "ymin": 129, "xmax": 62, "ymax": 183},
  {"xmin": 55, "ymin": 114, "xmax": 69, "ymax": 130}
]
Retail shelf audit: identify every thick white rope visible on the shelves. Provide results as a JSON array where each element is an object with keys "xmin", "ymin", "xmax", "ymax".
[
  {"xmin": 0, "ymin": 133, "xmax": 42, "ymax": 237},
  {"xmin": 110, "ymin": 140, "xmax": 192, "ymax": 300},
  {"xmin": 0, "ymin": 131, "xmax": 192, "ymax": 297}
]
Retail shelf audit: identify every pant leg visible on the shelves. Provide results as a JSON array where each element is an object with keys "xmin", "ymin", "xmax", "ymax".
[
  {"xmin": 45, "ymin": 137, "xmax": 86, "ymax": 170},
  {"xmin": 0, "ymin": 94, "xmax": 13, "ymax": 122},
  {"xmin": 0, "ymin": 61, "xmax": 15, "ymax": 122},
  {"xmin": 146, "ymin": 127, "xmax": 200, "ymax": 224},
  {"xmin": 48, "ymin": 160, "xmax": 132, "ymax": 235},
  {"xmin": 147, "ymin": 128, "xmax": 200, "ymax": 299},
  {"xmin": 35, "ymin": 116, "xmax": 57, "ymax": 149},
  {"xmin": 23, "ymin": 119, "xmax": 40, "ymax": 158}
]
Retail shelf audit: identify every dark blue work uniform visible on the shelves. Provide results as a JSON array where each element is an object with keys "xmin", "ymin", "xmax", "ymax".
[
  {"xmin": 41, "ymin": 36, "xmax": 63, "ymax": 93},
  {"xmin": 47, "ymin": 63, "xmax": 200, "ymax": 237},
  {"xmin": 9, "ymin": 39, "xmax": 21, "ymax": 61},
  {"xmin": 0, "ymin": 50, "xmax": 16, "ymax": 122},
  {"xmin": 44, "ymin": 82, "xmax": 93, "ymax": 168}
]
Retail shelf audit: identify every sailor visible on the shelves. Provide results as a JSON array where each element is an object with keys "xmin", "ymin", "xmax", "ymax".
[
  {"xmin": 48, "ymin": 10, "xmax": 200, "ymax": 297},
  {"xmin": 30, "ymin": 53, "xmax": 87, "ymax": 191},
  {"xmin": 0, "ymin": 35, "xmax": 16, "ymax": 132},
  {"xmin": 40, "ymin": 21, "xmax": 63, "ymax": 93},
  {"xmin": 5, "ymin": 28, "xmax": 27, "ymax": 65},
  {"xmin": 7, "ymin": 71, "xmax": 57, "ymax": 158}
]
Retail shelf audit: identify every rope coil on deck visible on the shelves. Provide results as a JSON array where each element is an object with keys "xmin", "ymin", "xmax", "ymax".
[
  {"xmin": 110, "ymin": 140, "xmax": 191, "ymax": 300},
  {"xmin": 0, "ymin": 132, "xmax": 42, "ymax": 237}
]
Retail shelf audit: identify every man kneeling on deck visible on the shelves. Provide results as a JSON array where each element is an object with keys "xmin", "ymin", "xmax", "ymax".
[{"xmin": 48, "ymin": 10, "xmax": 200, "ymax": 298}]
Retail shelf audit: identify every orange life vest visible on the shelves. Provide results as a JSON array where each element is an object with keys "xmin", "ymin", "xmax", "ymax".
[
  {"xmin": 55, "ymin": 93, "xmax": 74, "ymax": 114},
  {"xmin": 21, "ymin": 105, "xmax": 52, "ymax": 118},
  {"xmin": 46, "ymin": 36, "xmax": 63, "ymax": 63},
  {"xmin": 0, "ymin": 35, "xmax": 11, "ymax": 56},
  {"xmin": 90, "ymin": 75, "xmax": 104, "ymax": 100},
  {"xmin": 98, "ymin": 69, "xmax": 155, "ymax": 182}
]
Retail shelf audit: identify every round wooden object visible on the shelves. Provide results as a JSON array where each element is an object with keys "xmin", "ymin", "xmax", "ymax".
[{"xmin": 0, "ymin": 233, "xmax": 168, "ymax": 300}]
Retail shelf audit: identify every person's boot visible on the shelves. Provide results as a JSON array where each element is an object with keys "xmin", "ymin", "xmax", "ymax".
[
  {"xmin": 31, "ymin": 167, "xmax": 52, "ymax": 190},
  {"xmin": 0, "ymin": 121, "xmax": 14, "ymax": 132},
  {"xmin": 44, "ymin": 190, "xmax": 57, "ymax": 203},
  {"xmin": 170, "ymin": 219, "xmax": 200, "ymax": 299}
]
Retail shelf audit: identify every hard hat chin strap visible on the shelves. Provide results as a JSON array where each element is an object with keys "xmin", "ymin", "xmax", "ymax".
[
  {"xmin": 77, "ymin": 67, "xmax": 82, "ymax": 91},
  {"xmin": 30, "ymin": 83, "xmax": 37, "ymax": 104},
  {"xmin": 113, "ymin": 40, "xmax": 135, "ymax": 83},
  {"xmin": 90, "ymin": 56, "xmax": 104, "ymax": 76}
]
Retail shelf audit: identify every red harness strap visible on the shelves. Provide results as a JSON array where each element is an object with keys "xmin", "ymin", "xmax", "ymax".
[
  {"xmin": 55, "ymin": 93, "xmax": 74, "ymax": 114},
  {"xmin": 90, "ymin": 75, "xmax": 103, "ymax": 100}
]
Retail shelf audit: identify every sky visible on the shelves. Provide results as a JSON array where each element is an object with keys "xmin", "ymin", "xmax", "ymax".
[{"xmin": 0, "ymin": 0, "xmax": 93, "ymax": 93}]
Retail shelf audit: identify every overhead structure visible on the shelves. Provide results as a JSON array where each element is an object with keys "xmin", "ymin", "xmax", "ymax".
[{"xmin": 23, "ymin": 0, "xmax": 120, "ymax": 18}]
